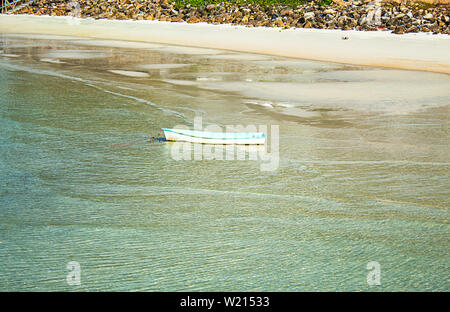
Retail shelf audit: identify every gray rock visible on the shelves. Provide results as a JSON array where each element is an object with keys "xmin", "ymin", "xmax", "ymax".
[
  {"xmin": 423, "ymin": 13, "xmax": 434, "ymax": 20},
  {"xmin": 304, "ymin": 12, "xmax": 315, "ymax": 20}
]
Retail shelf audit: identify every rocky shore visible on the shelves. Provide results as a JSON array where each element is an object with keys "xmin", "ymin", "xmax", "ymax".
[{"xmin": 13, "ymin": 0, "xmax": 450, "ymax": 34}]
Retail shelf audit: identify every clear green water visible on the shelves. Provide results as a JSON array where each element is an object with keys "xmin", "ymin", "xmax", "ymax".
[{"xmin": 0, "ymin": 33, "xmax": 449, "ymax": 291}]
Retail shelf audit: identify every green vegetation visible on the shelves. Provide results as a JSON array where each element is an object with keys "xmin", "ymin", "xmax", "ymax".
[{"xmin": 317, "ymin": 0, "xmax": 332, "ymax": 5}]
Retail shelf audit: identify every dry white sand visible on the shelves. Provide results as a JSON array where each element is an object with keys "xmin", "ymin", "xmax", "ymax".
[{"xmin": 1, "ymin": 14, "xmax": 449, "ymax": 73}]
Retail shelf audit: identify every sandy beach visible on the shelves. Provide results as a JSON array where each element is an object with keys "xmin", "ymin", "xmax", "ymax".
[{"xmin": 1, "ymin": 14, "xmax": 450, "ymax": 73}]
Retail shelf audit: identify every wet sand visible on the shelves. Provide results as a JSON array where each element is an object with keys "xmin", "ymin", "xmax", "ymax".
[{"xmin": 1, "ymin": 14, "xmax": 449, "ymax": 73}]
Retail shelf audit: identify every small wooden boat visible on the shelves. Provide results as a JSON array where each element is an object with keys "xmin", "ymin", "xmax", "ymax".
[{"xmin": 162, "ymin": 128, "xmax": 266, "ymax": 145}]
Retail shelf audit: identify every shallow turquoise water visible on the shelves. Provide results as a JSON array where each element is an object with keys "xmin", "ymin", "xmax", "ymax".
[{"xmin": 0, "ymin": 33, "xmax": 449, "ymax": 291}]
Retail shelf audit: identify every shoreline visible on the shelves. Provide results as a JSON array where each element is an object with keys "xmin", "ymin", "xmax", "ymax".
[
  {"xmin": 1, "ymin": 14, "xmax": 450, "ymax": 73},
  {"xmin": 11, "ymin": 0, "xmax": 450, "ymax": 34}
]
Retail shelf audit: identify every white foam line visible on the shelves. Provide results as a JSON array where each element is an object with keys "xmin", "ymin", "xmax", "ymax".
[
  {"xmin": 108, "ymin": 69, "xmax": 150, "ymax": 77},
  {"xmin": 40, "ymin": 58, "xmax": 65, "ymax": 64}
]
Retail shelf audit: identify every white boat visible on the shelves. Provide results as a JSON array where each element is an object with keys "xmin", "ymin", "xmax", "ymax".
[{"xmin": 162, "ymin": 128, "xmax": 266, "ymax": 145}]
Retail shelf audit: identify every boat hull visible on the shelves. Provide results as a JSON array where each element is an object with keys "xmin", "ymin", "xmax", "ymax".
[{"xmin": 162, "ymin": 129, "xmax": 266, "ymax": 145}]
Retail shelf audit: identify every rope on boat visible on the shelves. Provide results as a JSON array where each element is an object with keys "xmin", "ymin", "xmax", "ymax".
[{"xmin": 105, "ymin": 134, "xmax": 166, "ymax": 148}]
